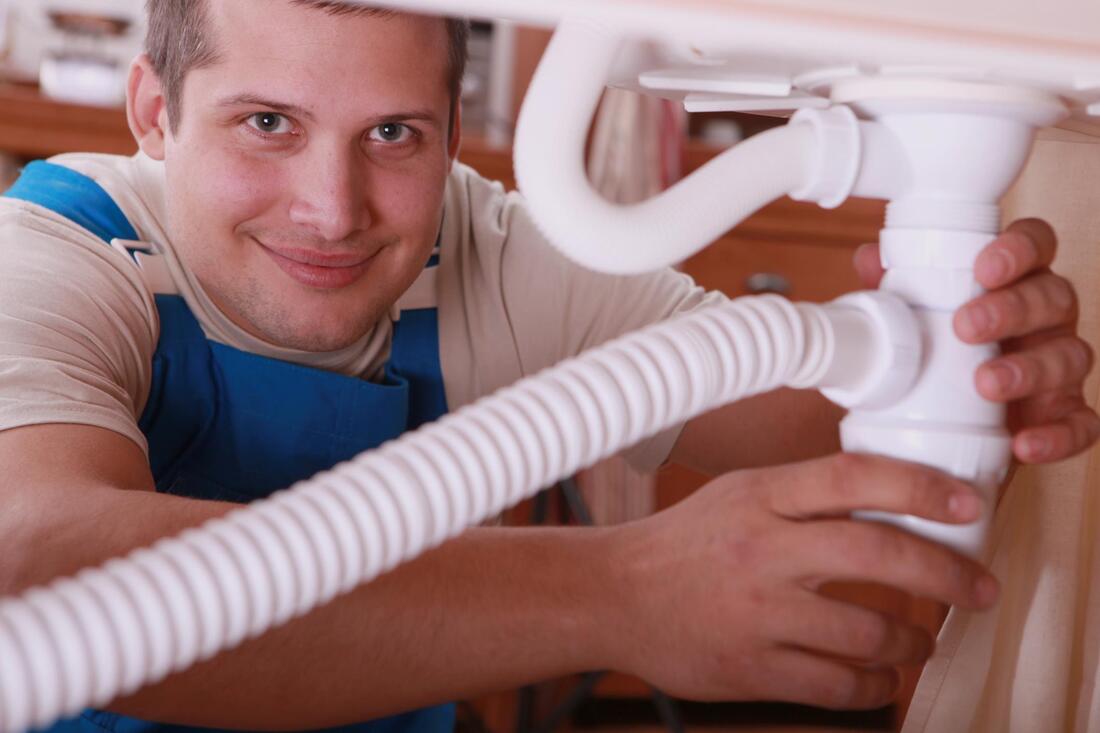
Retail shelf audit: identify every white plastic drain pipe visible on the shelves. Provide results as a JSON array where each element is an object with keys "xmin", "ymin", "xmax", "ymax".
[
  {"xmin": 513, "ymin": 19, "xmax": 1068, "ymax": 560},
  {"xmin": 513, "ymin": 17, "xmax": 852, "ymax": 275},
  {"xmin": 0, "ymin": 292, "xmax": 918, "ymax": 733}
]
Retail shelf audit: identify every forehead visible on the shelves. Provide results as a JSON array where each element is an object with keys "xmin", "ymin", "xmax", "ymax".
[{"xmin": 193, "ymin": 0, "xmax": 451, "ymax": 113}]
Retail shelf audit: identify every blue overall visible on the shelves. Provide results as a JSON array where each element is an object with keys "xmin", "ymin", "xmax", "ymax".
[{"xmin": 6, "ymin": 161, "xmax": 455, "ymax": 733}]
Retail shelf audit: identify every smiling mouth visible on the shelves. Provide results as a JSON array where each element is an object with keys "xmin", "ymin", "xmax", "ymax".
[{"xmin": 255, "ymin": 238, "xmax": 379, "ymax": 290}]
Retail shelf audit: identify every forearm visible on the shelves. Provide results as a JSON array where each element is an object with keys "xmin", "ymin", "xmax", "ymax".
[
  {"xmin": 1, "ymin": 467, "xmax": 236, "ymax": 593},
  {"xmin": 114, "ymin": 525, "xmax": 618, "ymax": 729},
  {"xmin": 672, "ymin": 388, "xmax": 844, "ymax": 475},
  {"xmin": 5, "ymin": 473, "xmax": 619, "ymax": 730}
]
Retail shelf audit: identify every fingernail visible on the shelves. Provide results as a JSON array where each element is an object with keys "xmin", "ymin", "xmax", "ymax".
[
  {"xmin": 974, "ymin": 575, "xmax": 1000, "ymax": 606},
  {"xmin": 1024, "ymin": 434, "xmax": 1052, "ymax": 461},
  {"xmin": 980, "ymin": 249, "xmax": 1013, "ymax": 284},
  {"xmin": 949, "ymin": 492, "xmax": 983, "ymax": 521},
  {"xmin": 986, "ymin": 362, "xmax": 1021, "ymax": 396},
  {"xmin": 960, "ymin": 305, "xmax": 993, "ymax": 340}
]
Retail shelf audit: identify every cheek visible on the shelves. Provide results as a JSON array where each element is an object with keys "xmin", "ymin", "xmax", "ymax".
[
  {"xmin": 370, "ymin": 160, "xmax": 448, "ymax": 233},
  {"xmin": 165, "ymin": 148, "xmax": 288, "ymax": 286},
  {"xmin": 201, "ymin": 150, "xmax": 286, "ymax": 229},
  {"xmin": 170, "ymin": 150, "xmax": 285, "ymax": 249}
]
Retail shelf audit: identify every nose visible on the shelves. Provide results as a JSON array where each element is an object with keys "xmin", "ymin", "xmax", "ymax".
[{"xmin": 287, "ymin": 143, "xmax": 369, "ymax": 242}]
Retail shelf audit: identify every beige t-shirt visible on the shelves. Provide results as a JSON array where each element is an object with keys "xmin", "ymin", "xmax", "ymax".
[{"xmin": 0, "ymin": 152, "xmax": 723, "ymax": 471}]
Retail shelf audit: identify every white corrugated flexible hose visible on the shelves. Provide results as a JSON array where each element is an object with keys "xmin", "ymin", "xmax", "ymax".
[{"xmin": 0, "ymin": 292, "xmax": 919, "ymax": 733}]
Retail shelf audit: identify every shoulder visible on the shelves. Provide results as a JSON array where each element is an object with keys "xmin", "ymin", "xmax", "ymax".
[
  {"xmin": 0, "ymin": 192, "xmax": 160, "ymax": 442},
  {"xmin": 0, "ymin": 176, "xmax": 159, "ymax": 346},
  {"xmin": 441, "ymin": 161, "xmax": 569, "ymax": 278},
  {"xmin": 48, "ymin": 152, "xmax": 170, "ymax": 246}
]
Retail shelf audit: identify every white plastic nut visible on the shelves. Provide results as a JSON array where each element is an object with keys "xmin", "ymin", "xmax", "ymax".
[
  {"xmin": 821, "ymin": 291, "xmax": 922, "ymax": 409},
  {"xmin": 788, "ymin": 105, "xmax": 862, "ymax": 209}
]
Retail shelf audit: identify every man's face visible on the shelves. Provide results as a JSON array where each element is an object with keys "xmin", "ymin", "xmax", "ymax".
[{"xmin": 160, "ymin": 1, "xmax": 455, "ymax": 351}]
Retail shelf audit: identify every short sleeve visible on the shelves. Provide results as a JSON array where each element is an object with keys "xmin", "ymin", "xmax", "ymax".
[{"xmin": 0, "ymin": 201, "xmax": 159, "ymax": 453}]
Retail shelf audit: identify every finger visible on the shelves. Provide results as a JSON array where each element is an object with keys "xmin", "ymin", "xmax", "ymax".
[
  {"xmin": 974, "ymin": 219, "xmax": 1057, "ymax": 289},
  {"xmin": 1013, "ymin": 407, "xmax": 1100, "ymax": 463},
  {"xmin": 765, "ymin": 453, "xmax": 983, "ymax": 525},
  {"xmin": 955, "ymin": 271, "xmax": 1077, "ymax": 344},
  {"xmin": 753, "ymin": 647, "xmax": 900, "ymax": 710},
  {"xmin": 975, "ymin": 336, "xmax": 1093, "ymax": 402},
  {"xmin": 792, "ymin": 520, "xmax": 999, "ymax": 610},
  {"xmin": 776, "ymin": 594, "xmax": 934, "ymax": 666},
  {"xmin": 853, "ymin": 243, "xmax": 885, "ymax": 289},
  {"xmin": 1012, "ymin": 386, "xmax": 1085, "ymax": 427}
]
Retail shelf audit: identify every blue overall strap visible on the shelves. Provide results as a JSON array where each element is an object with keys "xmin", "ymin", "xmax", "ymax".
[
  {"xmin": 390, "ymin": 252, "xmax": 448, "ymax": 428},
  {"xmin": 5, "ymin": 161, "xmax": 139, "ymax": 243}
]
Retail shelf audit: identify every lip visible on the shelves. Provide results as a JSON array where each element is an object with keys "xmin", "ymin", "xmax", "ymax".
[{"xmin": 255, "ymin": 239, "xmax": 376, "ymax": 290}]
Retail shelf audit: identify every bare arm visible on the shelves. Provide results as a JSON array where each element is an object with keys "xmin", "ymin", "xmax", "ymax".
[
  {"xmin": 0, "ymin": 424, "xmax": 618, "ymax": 730},
  {"xmin": 671, "ymin": 388, "xmax": 844, "ymax": 476},
  {"xmin": 2, "ymin": 424, "xmax": 1007, "ymax": 722}
]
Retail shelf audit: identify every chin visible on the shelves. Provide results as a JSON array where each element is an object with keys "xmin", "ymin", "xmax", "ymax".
[
  {"xmin": 211, "ymin": 264, "xmax": 392, "ymax": 352},
  {"xmin": 273, "ymin": 320, "xmax": 372, "ymax": 352},
  {"xmin": 292, "ymin": 300, "xmax": 388, "ymax": 351}
]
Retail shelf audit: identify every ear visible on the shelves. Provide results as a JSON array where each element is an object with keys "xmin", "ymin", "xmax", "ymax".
[
  {"xmin": 446, "ymin": 99, "xmax": 462, "ymax": 170},
  {"xmin": 126, "ymin": 54, "xmax": 169, "ymax": 161}
]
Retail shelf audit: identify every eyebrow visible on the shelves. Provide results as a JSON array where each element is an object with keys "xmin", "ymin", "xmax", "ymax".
[
  {"xmin": 216, "ymin": 94, "xmax": 442, "ymax": 128},
  {"xmin": 217, "ymin": 94, "xmax": 316, "ymax": 122},
  {"xmin": 375, "ymin": 110, "xmax": 444, "ymax": 128}
]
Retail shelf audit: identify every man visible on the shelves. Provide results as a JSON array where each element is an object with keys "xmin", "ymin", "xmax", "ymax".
[{"xmin": 0, "ymin": 1, "xmax": 1094, "ymax": 732}]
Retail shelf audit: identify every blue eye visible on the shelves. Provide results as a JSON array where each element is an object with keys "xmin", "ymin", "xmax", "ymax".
[
  {"xmin": 369, "ymin": 123, "xmax": 413, "ymax": 143},
  {"xmin": 247, "ymin": 112, "xmax": 292, "ymax": 135}
]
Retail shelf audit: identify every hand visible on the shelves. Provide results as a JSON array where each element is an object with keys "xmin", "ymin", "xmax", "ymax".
[
  {"xmin": 854, "ymin": 219, "xmax": 1100, "ymax": 463},
  {"xmin": 605, "ymin": 454, "xmax": 997, "ymax": 710}
]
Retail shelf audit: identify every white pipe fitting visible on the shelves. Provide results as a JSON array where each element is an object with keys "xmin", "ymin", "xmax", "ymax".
[
  {"xmin": 514, "ymin": 16, "xmax": 817, "ymax": 275},
  {"xmin": 0, "ymin": 293, "xmax": 918, "ymax": 733},
  {"xmin": 845, "ymin": 228, "xmax": 1014, "ymax": 559},
  {"xmin": 824, "ymin": 81, "xmax": 1066, "ymax": 558},
  {"xmin": 788, "ymin": 105, "xmax": 862, "ymax": 209}
]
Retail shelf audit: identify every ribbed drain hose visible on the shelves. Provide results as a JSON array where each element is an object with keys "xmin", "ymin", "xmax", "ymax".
[{"xmin": 0, "ymin": 294, "xmax": 888, "ymax": 733}]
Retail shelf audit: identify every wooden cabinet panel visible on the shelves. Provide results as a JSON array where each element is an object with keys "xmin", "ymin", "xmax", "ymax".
[
  {"xmin": 685, "ymin": 231, "xmax": 864, "ymax": 302},
  {"xmin": 0, "ymin": 83, "xmax": 136, "ymax": 158}
]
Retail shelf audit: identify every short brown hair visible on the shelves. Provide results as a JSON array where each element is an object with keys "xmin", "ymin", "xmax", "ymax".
[{"xmin": 145, "ymin": 0, "xmax": 469, "ymax": 132}]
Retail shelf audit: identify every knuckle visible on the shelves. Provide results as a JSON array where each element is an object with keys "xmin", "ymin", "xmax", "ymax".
[
  {"xmin": 827, "ymin": 451, "xmax": 862, "ymax": 501},
  {"xmin": 817, "ymin": 667, "xmax": 863, "ymax": 710},
  {"xmin": 1048, "ymin": 277, "xmax": 1078, "ymax": 321},
  {"xmin": 944, "ymin": 555, "xmax": 981, "ymax": 600},
  {"xmin": 757, "ymin": 470, "xmax": 796, "ymax": 517},
  {"xmin": 833, "ymin": 525, "xmax": 891, "ymax": 575},
  {"xmin": 870, "ymin": 526, "xmax": 912, "ymax": 567},
  {"xmin": 1047, "ymin": 393, "xmax": 1080, "ymax": 419},
  {"xmin": 1010, "ymin": 230, "xmax": 1040, "ymax": 267},
  {"xmin": 830, "ymin": 451, "xmax": 866, "ymax": 477},
  {"xmin": 1013, "ymin": 354, "xmax": 1040, "ymax": 394},
  {"xmin": 1012, "ymin": 218, "xmax": 1056, "ymax": 260},
  {"xmin": 1002, "ymin": 288, "xmax": 1028, "ymax": 326},
  {"xmin": 1053, "ymin": 345, "xmax": 1078, "ymax": 384},
  {"xmin": 827, "ymin": 453, "xmax": 866, "ymax": 501},
  {"xmin": 904, "ymin": 466, "xmax": 950, "ymax": 518},
  {"xmin": 850, "ymin": 614, "xmax": 892, "ymax": 660}
]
